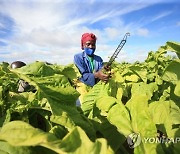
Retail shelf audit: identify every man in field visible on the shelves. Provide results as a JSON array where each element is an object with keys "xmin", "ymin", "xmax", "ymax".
[{"xmin": 74, "ymin": 33, "xmax": 109, "ymax": 87}]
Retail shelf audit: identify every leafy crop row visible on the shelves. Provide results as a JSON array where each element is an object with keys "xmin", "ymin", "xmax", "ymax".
[{"xmin": 0, "ymin": 41, "xmax": 180, "ymax": 154}]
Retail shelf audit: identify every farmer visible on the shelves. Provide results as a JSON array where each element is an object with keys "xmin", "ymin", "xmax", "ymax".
[
  {"xmin": 10, "ymin": 61, "xmax": 35, "ymax": 93},
  {"xmin": 74, "ymin": 32, "xmax": 110, "ymax": 87}
]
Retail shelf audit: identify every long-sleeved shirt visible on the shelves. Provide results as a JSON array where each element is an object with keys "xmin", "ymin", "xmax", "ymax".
[{"xmin": 74, "ymin": 51, "xmax": 103, "ymax": 86}]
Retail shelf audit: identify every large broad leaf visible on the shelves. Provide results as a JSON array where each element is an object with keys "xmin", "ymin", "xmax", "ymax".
[
  {"xmin": 0, "ymin": 121, "xmax": 63, "ymax": 153},
  {"xmin": 0, "ymin": 62, "xmax": 10, "ymax": 76},
  {"xmin": 97, "ymin": 118, "xmax": 127, "ymax": 152},
  {"xmin": 0, "ymin": 121, "xmax": 113, "ymax": 154},
  {"xmin": 0, "ymin": 66, "xmax": 19, "ymax": 92},
  {"xmin": 58, "ymin": 125, "xmax": 113, "ymax": 154},
  {"xmin": 49, "ymin": 100, "xmax": 96, "ymax": 140},
  {"xmin": 7, "ymin": 92, "xmax": 37, "ymax": 112},
  {"xmin": 83, "ymin": 95, "xmax": 128, "ymax": 152},
  {"xmin": 149, "ymin": 100, "xmax": 180, "ymax": 137},
  {"xmin": 61, "ymin": 64, "xmax": 81, "ymax": 80},
  {"xmin": 129, "ymin": 66, "xmax": 147, "ymax": 82},
  {"xmin": 3, "ymin": 61, "xmax": 96, "ymax": 140},
  {"xmin": 173, "ymin": 128, "xmax": 180, "ymax": 154},
  {"xmin": 0, "ymin": 86, "xmax": 4, "ymax": 106},
  {"xmin": 162, "ymin": 59, "xmax": 180, "ymax": 84},
  {"xmin": 5, "ymin": 91, "xmax": 95, "ymax": 141},
  {"xmin": 174, "ymin": 81, "xmax": 180, "ymax": 97},
  {"xmin": 96, "ymin": 96, "xmax": 117, "ymax": 115},
  {"xmin": 81, "ymin": 82, "xmax": 111, "ymax": 116},
  {"xmin": 125, "ymin": 74, "xmax": 139, "ymax": 82},
  {"xmin": 0, "ymin": 141, "xmax": 33, "ymax": 154},
  {"xmin": 8, "ymin": 63, "xmax": 95, "ymax": 138},
  {"xmin": 11, "ymin": 71, "xmax": 80, "ymax": 106},
  {"xmin": 125, "ymin": 95, "xmax": 163, "ymax": 154},
  {"xmin": 149, "ymin": 100, "xmax": 180, "ymax": 125},
  {"xmin": 0, "ymin": 141, "xmax": 56, "ymax": 154},
  {"xmin": 106, "ymin": 94, "xmax": 163, "ymax": 153},
  {"xmin": 131, "ymin": 82, "xmax": 158, "ymax": 100},
  {"xmin": 112, "ymin": 71, "xmax": 124, "ymax": 83},
  {"xmin": 159, "ymin": 41, "xmax": 180, "ymax": 59},
  {"xmin": 11, "ymin": 61, "xmax": 56, "ymax": 76},
  {"xmin": 107, "ymin": 79, "xmax": 128, "ymax": 101},
  {"xmin": 107, "ymin": 103, "xmax": 132, "ymax": 137}
]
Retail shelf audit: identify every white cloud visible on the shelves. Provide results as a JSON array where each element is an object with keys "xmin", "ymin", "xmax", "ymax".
[
  {"xmin": 104, "ymin": 28, "xmax": 122, "ymax": 40},
  {"xmin": 151, "ymin": 11, "xmax": 173, "ymax": 22},
  {"xmin": 1, "ymin": 2, "xmax": 66, "ymax": 33},
  {"xmin": 0, "ymin": 22, "xmax": 5, "ymax": 29},
  {"xmin": 0, "ymin": 0, "xmax": 176, "ymax": 64},
  {"xmin": 136, "ymin": 28, "xmax": 149, "ymax": 37},
  {"xmin": 177, "ymin": 21, "xmax": 180, "ymax": 27}
]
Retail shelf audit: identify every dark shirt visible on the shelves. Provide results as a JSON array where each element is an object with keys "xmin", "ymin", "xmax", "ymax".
[{"xmin": 74, "ymin": 51, "xmax": 103, "ymax": 86}]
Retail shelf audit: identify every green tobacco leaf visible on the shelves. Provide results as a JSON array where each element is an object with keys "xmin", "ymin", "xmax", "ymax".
[
  {"xmin": 0, "ymin": 121, "xmax": 112, "ymax": 154},
  {"xmin": 149, "ymin": 100, "xmax": 180, "ymax": 137},
  {"xmin": 96, "ymin": 96, "xmax": 117, "ymax": 114},
  {"xmin": 49, "ymin": 100, "xmax": 96, "ymax": 140},
  {"xmin": 36, "ymin": 75, "xmax": 79, "ymax": 105},
  {"xmin": 81, "ymin": 82, "xmax": 111, "ymax": 116},
  {"xmin": 162, "ymin": 59, "xmax": 180, "ymax": 84},
  {"xmin": 12, "ymin": 61, "xmax": 56, "ymax": 76},
  {"xmin": 125, "ymin": 95, "xmax": 162, "ymax": 154},
  {"xmin": 34, "ymin": 74, "xmax": 72, "ymax": 87},
  {"xmin": 112, "ymin": 71, "xmax": 124, "ymax": 83},
  {"xmin": 7, "ymin": 62, "xmax": 95, "ymax": 139},
  {"xmin": 105, "ymin": 93, "xmax": 163, "ymax": 153},
  {"xmin": 125, "ymin": 74, "xmax": 139, "ymax": 82},
  {"xmin": 147, "ymin": 61, "xmax": 157, "ymax": 69},
  {"xmin": 107, "ymin": 103, "xmax": 132, "ymax": 137},
  {"xmin": 163, "ymin": 41, "xmax": 180, "ymax": 58},
  {"xmin": 107, "ymin": 79, "xmax": 127, "ymax": 101},
  {"xmin": 173, "ymin": 128, "xmax": 180, "ymax": 154},
  {"xmin": 0, "ymin": 141, "xmax": 56, "ymax": 154},
  {"xmin": 129, "ymin": 66, "xmax": 147, "ymax": 82},
  {"xmin": 49, "ymin": 125, "xmax": 68, "ymax": 139},
  {"xmin": 11, "ymin": 72, "xmax": 80, "ymax": 106},
  {"xmin": 97, "ymin": 118, "xmax": 126, "ymax": 152},
  {"xmin": 155, "ymin": 75, "xmax": 163, "ymax": 85},
  {"xmin": 38, "ymin": 84, "xmax": 79, "ymax": 105},
  {"xmin": 149, "ymin": 101, "xmax": 170, "ymax": 124},
  {"xmin": 61, "ymin": 64, "xmax": 81, "ymax": 80},
  {"xmin": 58, "ymin": 126, "xmax": 113, "ymax": 154},
  {"xmin": 149, "ymin": 100, "xmax": 180, "ymax": 124},
  {"xmin": 0, "ymin": 86, "xmax": 3, "ymax": 105},
  {"xmin": 7, "ymin": 92, "xmax": 37, "ymax": 113},
  {"xmin": 0, "ymin": 121, "xmax": 64, "ymax": 153},
  {"xmin": 0, "ymin": 65, "xmax": 19, "ymax": 92},
  {"xmin": 174, "ymin": 81, "xmax": 180, "ymax": 97},
  {"xmin": 0, "ymin": 141, "xmax": 35, "ymax": 154},
  {"xmin": 26, "ymin": 74, "xmax": 79, "ymax": 107},
  {"xmin": 89, "ymin": 95, "xmax": 129, "ymax": 152},
  {"xmin": 0, "ymin": 62, "xmax": 10, "ymax": 76},
  {"xmin": 131, "ymin": 82, "xmax": 158, "ymax": 100},
  {"xmin": 126, "ymin": 95, "xmax": 156, "ymax": 133}
]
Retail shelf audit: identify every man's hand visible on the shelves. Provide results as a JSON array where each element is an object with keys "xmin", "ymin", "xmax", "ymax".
[
  {"xmin": 103, "ymin": 65, "xmax": 111, "ymax": 72},
  {"xmin": 94, "ymin": 70, "xmax": 109, "ymax": 82}
]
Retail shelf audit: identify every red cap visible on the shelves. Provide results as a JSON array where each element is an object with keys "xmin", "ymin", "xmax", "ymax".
[{"xmin": 81, "ymin": 33, "xmax": 97, "ymax": 49}]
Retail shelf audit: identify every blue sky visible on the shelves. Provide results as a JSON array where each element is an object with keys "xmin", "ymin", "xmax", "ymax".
[{"xmin": 0, "ymin": 0, "xmax": 180, "ymax": 64}]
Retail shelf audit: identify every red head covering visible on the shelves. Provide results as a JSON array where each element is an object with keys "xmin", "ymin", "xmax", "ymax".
[{"xmin": 81, "ymin": 33, "xmax": 97, "ymax": 49}]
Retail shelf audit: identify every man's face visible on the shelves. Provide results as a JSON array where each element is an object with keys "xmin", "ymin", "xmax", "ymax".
[{"xmin": 84, "ymin": 40, "xmax": 96, "ymax": 50}]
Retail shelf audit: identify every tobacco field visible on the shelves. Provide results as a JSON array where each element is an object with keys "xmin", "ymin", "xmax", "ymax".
[{"xmin": 0, "ymin": 41, "xmax": 180, "ymax": 154}]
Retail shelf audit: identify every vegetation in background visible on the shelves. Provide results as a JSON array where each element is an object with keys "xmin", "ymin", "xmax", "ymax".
[{"xmin": 0, "ymin": 41, "xmax": 179, "ymax": 154}]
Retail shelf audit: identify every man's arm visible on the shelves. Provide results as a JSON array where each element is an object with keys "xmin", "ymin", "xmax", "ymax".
[
  {"xmin": 94, "ymin": 70, "xmax": 109, "ymax": 82},
  {"xmin": 74, "ymin": 54, "xmax": 96, "ymax": 86}
]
